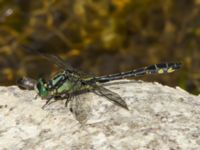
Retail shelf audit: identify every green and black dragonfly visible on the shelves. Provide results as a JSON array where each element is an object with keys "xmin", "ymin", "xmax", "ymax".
[{"xmin": 18, "ymin": 53, "xmax": 181, "ymax": 118}]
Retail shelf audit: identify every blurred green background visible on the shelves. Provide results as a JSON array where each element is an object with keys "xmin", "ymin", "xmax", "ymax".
[{"xmin": 0, "ymin": 0, "xmax": 199, "ymax": 94}]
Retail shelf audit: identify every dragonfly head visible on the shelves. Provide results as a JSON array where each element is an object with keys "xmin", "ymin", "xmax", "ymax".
[{"xmin": 35, "ymin": 78, "xmax": 49, "ymax": 98}]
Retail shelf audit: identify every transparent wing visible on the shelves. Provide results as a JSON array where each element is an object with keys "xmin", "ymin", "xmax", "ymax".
[
  {"xmin": 45, "ymin": 54, "xmax": 77, "ymax": 72},
  {"xmin": 44, "ymin": 54, "xmax": 87, "ymax": 76},
  {"xmin": 69, "ymin": 94, "xmax": 91, "ymax": 124},
  {"xmin": 21, "ymin": 45, "xmax": 85, "ymax": 75},
  {"xmin": 94, "ymin": 85, "xmax": 128, "ymax": 110}
]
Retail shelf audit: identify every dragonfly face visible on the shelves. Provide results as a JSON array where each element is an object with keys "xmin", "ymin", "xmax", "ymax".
[{"xmin": 36, "ymin": 78, "xmax": 49, "ymax": 98}]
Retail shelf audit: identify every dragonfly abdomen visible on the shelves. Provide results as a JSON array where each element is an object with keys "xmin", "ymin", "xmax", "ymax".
[{"xmin": 95, "ymin": 62, "xmax": 181, "ymax": 83}]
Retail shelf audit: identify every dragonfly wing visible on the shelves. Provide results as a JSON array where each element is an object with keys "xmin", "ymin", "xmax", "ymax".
[
  {"xmin": 22, "ymin": 46, "xmax": 85, "ymax": 75},
  {"xmin": 45, "ymin": 54, "xmax": 92, "ymax": 78},
  {"xmin": 69, "ymin": 94, "xmax": 91, "ymax": 124},
  {"xmin": 47, "ymin": 54, "xmax": 75, "ymax": 72},
  {"xmin": 94, "ymin": 85, "xmax": 128, "ymax": 110},
  {"xmin": 46, "ymin": 54, "xmax": 87, "ymax": 75}
]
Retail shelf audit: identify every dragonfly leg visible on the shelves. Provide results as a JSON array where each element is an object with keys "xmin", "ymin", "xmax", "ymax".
[
  {"xmin": 64, "ymin": 94, "xmax": 72, "ymax": 107},
  {"xmin": 42, "ymin": 96, "xmax": 53, "ymax": 109}
]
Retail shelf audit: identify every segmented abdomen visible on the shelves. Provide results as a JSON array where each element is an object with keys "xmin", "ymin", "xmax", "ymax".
[{"xmin": 94, "ymin": 62, "xmax": 181, "ymax": 83}]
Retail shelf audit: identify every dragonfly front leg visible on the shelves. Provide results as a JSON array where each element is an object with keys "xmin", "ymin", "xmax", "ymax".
[{"xmin": 42, "ymin": 96, "xmax": 53, "ymax": 109}]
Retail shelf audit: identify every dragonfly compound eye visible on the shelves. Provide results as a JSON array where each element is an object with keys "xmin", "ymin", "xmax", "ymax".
[{"xmin": 36, "ymin": 78, "xmax": 49, "ymax": 98}]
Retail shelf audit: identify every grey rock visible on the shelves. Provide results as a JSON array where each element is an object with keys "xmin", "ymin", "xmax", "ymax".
[{"xmin": 0, "ymin": 80, "xmax": 200, "ymax": 150}]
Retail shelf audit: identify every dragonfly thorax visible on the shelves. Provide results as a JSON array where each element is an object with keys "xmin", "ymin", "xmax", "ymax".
[{"xmin": 36, "ymin": 71, "xmax": 83, "ymax": 99}]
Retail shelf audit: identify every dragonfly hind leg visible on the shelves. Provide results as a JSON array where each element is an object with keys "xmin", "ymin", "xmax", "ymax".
[
  {"xmin": 52, "ymin": 93, "xmax": 72, "ymax": 107},
  {"xmin": 41, "ymin": 94, "xmax": 71, "ymax": 109},
  {"xmin": 63, "ymin": 94, "xmax": 72, "ymax": 107}
]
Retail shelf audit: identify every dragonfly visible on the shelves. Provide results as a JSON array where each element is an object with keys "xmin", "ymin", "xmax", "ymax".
[{"xmin": 18, "ymin": 53, "xmax": 182, "ymax": 122}]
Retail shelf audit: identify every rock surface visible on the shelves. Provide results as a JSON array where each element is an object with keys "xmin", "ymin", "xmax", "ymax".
[{"xmin": 0, "ymin": 80, "xmax": 200, "ymax": 150}]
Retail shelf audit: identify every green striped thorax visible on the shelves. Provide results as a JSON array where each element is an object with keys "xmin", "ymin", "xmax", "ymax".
[{"xmin": 35, "ymin": 71, "xmax": 85, "ymax": 99}]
